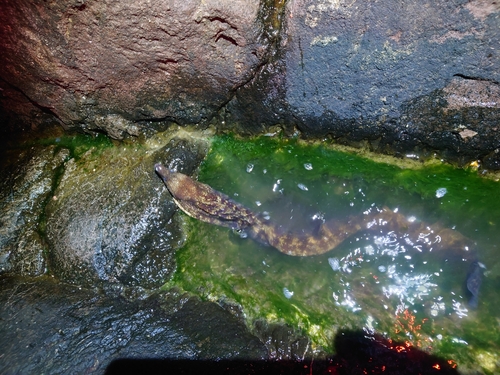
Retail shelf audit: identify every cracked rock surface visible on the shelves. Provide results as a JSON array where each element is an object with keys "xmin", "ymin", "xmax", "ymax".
[
  {"xmin": 1, "ymin": 0, "xmax": 499, "ymax": 166},
  {"xmin": 0, "ymin": 0, "xmax": 263, "ymax": 138}
]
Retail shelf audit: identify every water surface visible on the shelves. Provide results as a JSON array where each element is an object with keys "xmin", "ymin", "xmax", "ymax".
[{"xmin": 168, "ymin": 135, "xmax": 500, "ymax": 371}]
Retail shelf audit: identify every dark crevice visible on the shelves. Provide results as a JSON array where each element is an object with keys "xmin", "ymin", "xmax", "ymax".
[
  {"xmin": 0, "ymin": 76, "xmax": 66, "ymax": 125},
  {"xmin": 75, "ymin": 3, "xmax": 86, "ymax": 11},
  {"xmin": 213, "ymin": 0, "xmax": 289, "ymax": 129},
  {"xmin": 208, "ymin": 16, "xmax": 238, "ymax": 30},
  {"xmin": 213, "ymin": 1, "xmax": 289, "ymax": 121},
  {"xmin": 453, "ymin": 73, "xmax": 499, "ymax": 84},
  {"xmin": 134, "ymin": 116, "xmax": 178, "ymax": 123},
  {"xmin": 157, "ymin": 58, "xmax": 178, "ymax": 64},
  {"xmin": 215, "ymin": 33, "xmax": 239, "ymax": 46}
]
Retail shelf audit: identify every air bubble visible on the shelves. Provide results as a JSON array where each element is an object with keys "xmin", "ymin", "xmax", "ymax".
[
  {"xmin": 328, "ymin": 257, "xmax": 340, "ymax": 271},
  {"xmin": 435, "ymin": 187, "xmax": 447, "ymax": 198},
  {"xmin": 283, "ymin": 287, "xmax": 294, "ymax": 299},
  {"xmin": 298, "ymin": 183, "xmax": 308, "ymax": 191},
  {"xmin": 272, "ymin": 179, "xmax": 282, "ymax": 192}
]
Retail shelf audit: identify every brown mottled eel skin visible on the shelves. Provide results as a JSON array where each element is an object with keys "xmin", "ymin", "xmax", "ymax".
[{"xmin": 155, "ymin": 163, "xmax": 472, "ymax": 257}]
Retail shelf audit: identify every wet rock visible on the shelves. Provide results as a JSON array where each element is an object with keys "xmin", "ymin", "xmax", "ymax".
[
  {"xmin": 1, "ymin": 0, "xmax": 499, "ymax": 167},
  {"xmin": 253, "ymin": 320, "xmax": 318, "ymax": 360},
  {"xmin": 0, "ymin": 276, "xmax": 267, "ymax": 374},
  {"xmin": 0, "ymin": 0, "xmax": 264, "ymax": 138},
  {"xmin": 283, "ymin": 0, "xmax": 498, "ymax": 120},
  {"xmin": 0, "ymin": 146, "xmax": 69, "ymax": 276},
  {"xmin": 388, "ymin": 77, "xmax": 500, "ymax": 164},
  {"xmin": 225, "ymin": 0, "xmax": 500, "ymax": 167},
  {"xmin": 169, "ymin": 299, "xmax": 269, "ymax": 359},
  {"xmin": 482, "ymin": 149, "xmax": 500, "ymax": 170},
  {"xmin": 45, "ymin": 134, "xmax": 208, "ymax": 288}
]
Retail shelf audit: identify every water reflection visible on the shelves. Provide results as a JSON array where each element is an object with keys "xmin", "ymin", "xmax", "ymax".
[
  {"xmin": 181, "ymin": 137, "xmax": 499, "ymax": 370},
  {"xmin": 327, "ymin": 225, "xmax": 480, "ymax": 340},
  {"xmin": 229, "ymin": 156, "xmax": 483, "ymax": 336}
]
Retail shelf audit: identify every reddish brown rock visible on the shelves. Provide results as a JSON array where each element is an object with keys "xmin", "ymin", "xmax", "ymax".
[{"xmin": 0, "ymin": 0, "xmax": 263, "ymax": 138}]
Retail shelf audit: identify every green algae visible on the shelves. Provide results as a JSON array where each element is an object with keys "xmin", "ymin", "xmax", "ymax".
[
  {"xmin": 34, "ymin": 133, "xmax": 114, "ymax": 161},
  {"xmin": 26, "ymin": 134, "xmax": 114, "ymax": 263},
  {"xmin": 168, "ymin": 134, "xmax": 500, "ymax": 371}
]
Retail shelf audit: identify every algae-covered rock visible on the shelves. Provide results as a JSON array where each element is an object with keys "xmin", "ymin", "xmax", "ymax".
[
  {"xmin": 45, "ymin": 134, "xmax": 208, "ymax": 288},
  {"xmin": 0, "ymin": 146, "xmax": 69, "ymax": 276}
]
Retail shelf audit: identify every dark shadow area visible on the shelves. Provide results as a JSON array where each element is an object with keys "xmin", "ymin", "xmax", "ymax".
[{"xmin": 105, "ymin": 329, "xmax": 459, "ymax": 375}]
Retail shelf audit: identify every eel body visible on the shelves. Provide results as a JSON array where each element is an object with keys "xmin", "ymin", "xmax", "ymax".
[{"xmin": 154, "ymin": 163, "xmax": 472, "ymax": 257}]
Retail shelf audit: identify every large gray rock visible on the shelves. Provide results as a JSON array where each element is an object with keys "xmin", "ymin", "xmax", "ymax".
[
  {"xmin": 0, "ymin": 276, "xmax": 267, "ymax": 374},
  {"xmin": 1, "ymin": 0, "xmax": 499, "ymax": 167},
  {"xmin": 284, "ymin": 0, "xmax": 499, "ymax": 122},
  {"xmin": 225, "ymin": 0, "xmax": 500, "ymax": 166}
]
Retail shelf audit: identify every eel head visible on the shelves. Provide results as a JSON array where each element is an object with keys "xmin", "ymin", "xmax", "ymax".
[{"xmin": 155, "ymin": 163, "xmax": 257, "ymax": 230}]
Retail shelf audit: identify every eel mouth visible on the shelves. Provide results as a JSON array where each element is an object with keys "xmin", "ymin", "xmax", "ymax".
[{"xmin": 155, "ymin": 163, "xmax": 169, "ymax": 181}]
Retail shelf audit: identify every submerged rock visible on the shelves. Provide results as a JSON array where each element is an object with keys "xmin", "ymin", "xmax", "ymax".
[{"xmin": 466, "ymin": 261, "xmax": 484, "ymax": 309}]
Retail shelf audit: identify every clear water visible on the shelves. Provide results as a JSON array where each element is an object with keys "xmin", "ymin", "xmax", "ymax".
[{"xmin": 168, "ymin": 135, "xmax": 500, "ymax": 371}]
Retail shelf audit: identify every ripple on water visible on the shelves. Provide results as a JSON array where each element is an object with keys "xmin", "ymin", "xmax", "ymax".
[{"xmin": 329, "ymin": 229, "xmax": 473, "ymax": 322}]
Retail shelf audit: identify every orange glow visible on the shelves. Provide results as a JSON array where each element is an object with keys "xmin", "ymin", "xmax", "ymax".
[
  {"xmin": 447, "ymin": 360, "xmax": 457, "ymax": 369},
  {"xmin": 394, "ymin": 345, "xmax": 406, "ymax": 353},
  {"xmin": 393, "ymin": 309, "xmax": 429, "ymax": 347},
  {"xmin": 469, "ymin": 160, "xmax": 480, "ymax": 169},
  {"xmin": 432, "ymin": 364, "xmax": 441, "ymax": 370}
]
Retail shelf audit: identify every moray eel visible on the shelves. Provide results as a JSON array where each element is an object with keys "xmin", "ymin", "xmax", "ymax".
[{"xmin": 155, "ymin": 163, "xmax": 472, "ymax": 257}]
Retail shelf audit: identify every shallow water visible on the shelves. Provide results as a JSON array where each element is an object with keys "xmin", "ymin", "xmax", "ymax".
[{"xmin": 169, "ymin": 135, "xmax": 500, "ymax": 371}]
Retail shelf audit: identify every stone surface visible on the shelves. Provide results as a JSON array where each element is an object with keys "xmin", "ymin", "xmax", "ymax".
[
  {"xmin": 0, "ymin": 129, "xmax": 209, "ymax": 288},
  {"xmin": 1, "ymin": 0, "xmax": 499, "ymax": 166},
  {"xmin": 0, "ymin": 0, "xmax": 264, "ymax": 138},
  {"xmin": 44, "ymin": 134, "xmax": 208, "ymax": 288},
  {"xmin": 0, "ymin": 276, "xmax": 267, "ymax": 375},
  {"xmin": 283, "ymin": 0, "xmax": 499, "ymax": 121},
  {"xmin": 224, "ymin": 0, "xmax": 500, "ymax": 167},
  {"xmin": 0, "ymin": 146, "xmax": 69, "ymax": 276},
  {"xmin": 0, "ymin": 276, "xmax": 461, "ymax": 374}
]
